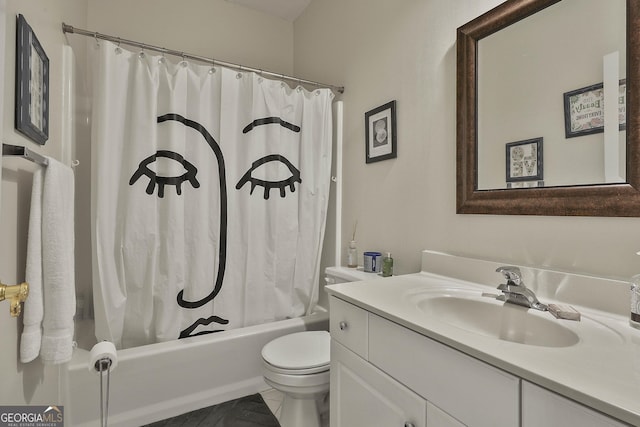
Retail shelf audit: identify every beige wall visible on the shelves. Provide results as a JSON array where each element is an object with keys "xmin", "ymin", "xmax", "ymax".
[
  {"xmin": 86, "ymin": 0, "xmax": 294, "ymax": 76},
  {"xmin": 295, "ymin": 0, "xmax": 640, "ymax": 282},
  {"xmin": 1, "ymin": 0, "xmax": 87, "ymax": 405}
]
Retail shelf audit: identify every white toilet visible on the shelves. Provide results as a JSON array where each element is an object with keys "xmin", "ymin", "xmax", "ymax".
[
  {"xmin": 262, "ymin": 331, "xmax": 330, "ymax": 427},
  {"xmin": 261, "ymin": 267, "xmax": 382, "ymax": 427}
]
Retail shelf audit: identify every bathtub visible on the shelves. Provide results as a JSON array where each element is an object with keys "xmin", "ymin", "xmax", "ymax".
[{"xmin": 62, "ymin": 309, "xmax": 329, "ymax": 427}]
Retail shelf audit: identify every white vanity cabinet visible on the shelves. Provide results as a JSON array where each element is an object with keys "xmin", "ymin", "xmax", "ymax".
[
  {"xmin": 330, "ymin": 295, "xmax": 510, "ymax": 427},
  {"xmin": 522, "ymin": 382, "xmax": 628, "ymax": 427}
]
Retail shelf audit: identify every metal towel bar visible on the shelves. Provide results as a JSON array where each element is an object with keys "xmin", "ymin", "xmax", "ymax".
[{"xmin": 2, "ymin": 142, "xmax": 48, "ymax": 166}]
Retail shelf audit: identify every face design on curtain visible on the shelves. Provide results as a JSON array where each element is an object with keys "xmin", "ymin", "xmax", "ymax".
[
  {"xmin": 128, "ymin": 113, "xmax": 302, "ymax": 339},
  {"xmin": 236, "ymin": 117, "xmax": 302, "ymax": 199}
]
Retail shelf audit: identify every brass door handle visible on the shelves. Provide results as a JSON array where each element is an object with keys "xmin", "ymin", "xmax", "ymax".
[{"xmin": 0, "ymin": 282, "xmax": 29, "ymax": 317}]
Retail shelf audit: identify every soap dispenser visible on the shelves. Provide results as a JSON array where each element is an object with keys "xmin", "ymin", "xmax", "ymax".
[{"xmin": 382, "ymin": 252, "xmax": 394, "ymax": 277}]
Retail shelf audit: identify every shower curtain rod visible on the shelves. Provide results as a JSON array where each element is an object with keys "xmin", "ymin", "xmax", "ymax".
[{"xmin": 61, "ymin": 23, "xmax": 345, "ymax": 94}]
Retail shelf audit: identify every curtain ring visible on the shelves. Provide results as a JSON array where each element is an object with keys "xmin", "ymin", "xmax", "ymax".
[
  {"xmin": 180, "ymin": 52, "xmax": 187, "ymax": 67},
  {"xmin": 114, "ymin": 37, "xmax": 122, "ymax": 54},
  {"xmin": 138, "ymin": 45, "xmax": 145, "ymax": 59},
  {"xmin": 158, "ymin": 50, "xmax": 166, "ymax": 65},
  {"xmin": 208, "ymin": 58, "xmax": 216, "ymax": 74},
  {"xmin": 93, "ymin": 32, "xmax": 100, "ymax": 49},
  {"xmin": 236, "ymin": 65, "xmax": 243, "ymax": 79}
]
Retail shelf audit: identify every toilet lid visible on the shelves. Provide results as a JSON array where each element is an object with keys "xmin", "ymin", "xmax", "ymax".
[{"xmin": 262, "ymin": 331, "xmax": 330, "ymax": 370}]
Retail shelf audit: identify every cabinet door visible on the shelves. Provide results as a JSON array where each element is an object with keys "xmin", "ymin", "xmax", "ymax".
[
  {"xmin": 331, "ymin": 339, "xmax": 427, "ymax": 427},
  {"xmin": 522, "ymin": 381, "xmax": 627, "ymax": 427}
]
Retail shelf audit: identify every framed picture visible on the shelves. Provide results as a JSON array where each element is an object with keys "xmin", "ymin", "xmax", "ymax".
[
  {"xmin": 563, "ymin": 80, "xmax": 626, "ymax": 139},
  {"xmin": 505, "ymin": 137, "xmax": 543, "ymax": 183},
  {"xmin": 15, "ymin": 14, "xmax": 49, "ymax": 145},
  {"xmin": 365, "ymin": 100, "xmax": 397, "ymax": 163}
]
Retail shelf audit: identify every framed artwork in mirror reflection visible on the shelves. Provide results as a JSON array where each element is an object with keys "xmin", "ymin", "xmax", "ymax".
[
  {"xmin": 505, "ymin": 137, "xmax": 543, "ymax": 184},
  {"xmin": 365, "ymin": 100, "xmax": 397, "ymax": 163},
  {"xmin": 15, "ymin": 14, "xmax": 49, "ymax": 145},
  {"xmin": 563, "ymin": 80, "xmax": 626, "ymax": 139}
]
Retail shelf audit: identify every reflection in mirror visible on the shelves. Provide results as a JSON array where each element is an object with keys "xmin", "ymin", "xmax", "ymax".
[
  {"xmin": 457, "ymin": 0, "xmax": 640, "ymax": 216},
  {"xmin": 477, "ymin": 0, "xmax": 626, "ymax": 190}
]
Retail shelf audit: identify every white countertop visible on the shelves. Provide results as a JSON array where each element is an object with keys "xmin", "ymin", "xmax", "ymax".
[{"xmin": 325, "ymin": 256, "xmax": 640, "ymax": 426}]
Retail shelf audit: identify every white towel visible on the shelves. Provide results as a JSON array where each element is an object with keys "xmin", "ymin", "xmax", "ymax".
[
  {"xmin": 20, "ymin": 157, "xmax": 76, "ymax": 364},
  {"xmin": 20, "ymin": 168, "xmax": 44, "ymax": 363}
]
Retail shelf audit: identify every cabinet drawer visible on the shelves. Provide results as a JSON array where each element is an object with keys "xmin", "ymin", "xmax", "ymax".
[
  {"xmin": 369, "ymin": 313, "xmax": 520, "ymax": 427},
  {"xmin": 329, "ymin": 296, "xmax": 368, "ymax": 358}
]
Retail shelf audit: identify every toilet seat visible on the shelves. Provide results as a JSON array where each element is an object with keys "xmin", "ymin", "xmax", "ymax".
[
  {"xmin": 263, "ymin": 360, "xmax": 329, "ymax": 375},
  {"xmin": 261, "ymin": 331, "xmax": 330, "ymax": 374}
]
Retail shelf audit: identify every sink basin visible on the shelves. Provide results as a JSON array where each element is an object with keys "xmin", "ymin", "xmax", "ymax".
[{"xmin": 415, "ymin": 292, "xmax": 579, "ymax": 347}]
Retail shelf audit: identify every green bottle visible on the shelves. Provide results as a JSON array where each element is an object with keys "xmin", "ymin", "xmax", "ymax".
[{"xmin": 382, "ymin": 252, "xmax": 394, "ymax": 277}]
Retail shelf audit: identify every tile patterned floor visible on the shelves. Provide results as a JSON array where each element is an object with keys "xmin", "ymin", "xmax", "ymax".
[
  {"xmin": 259, "ymin": 389, "xmax": 284, "ymax": 420},
  {"xmin": 144, "ymin": 389, "xmax": 328, "ymax": 427},
  {"xmin": 261, "ymin": 389, "xmax": 330, "ymax": 427},
  {"xmin": 144, "ymin": 393, "xmax": 280, "ymax": 427}
]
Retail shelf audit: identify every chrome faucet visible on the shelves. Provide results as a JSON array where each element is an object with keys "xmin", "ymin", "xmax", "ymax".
[{"xmin": 495, "ymin": 266, "xmax": 547, "ymax": 311}]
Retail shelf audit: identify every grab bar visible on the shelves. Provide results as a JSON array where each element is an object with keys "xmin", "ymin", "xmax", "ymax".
[{"xmin": 2, "ymin": 142, "xmax": 49, "ymax": 166}]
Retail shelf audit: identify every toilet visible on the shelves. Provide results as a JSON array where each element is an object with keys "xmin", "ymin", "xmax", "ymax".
[
  {"xmin": 262, "ymin": 331, "xmax": 330, "ymax": 427},
  {"xmin": 261, "ymin": 267, "xmax": 382, "ymax": 427}
]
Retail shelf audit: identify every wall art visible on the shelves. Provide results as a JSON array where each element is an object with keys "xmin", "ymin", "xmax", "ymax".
[
  {"xmin": 365, "ymin": 100, "xmax": 396, "ymax": 163},
  {"xmin": 505, "ymin": 137, "xmax": 543, "ymax": 184},
  {"xmin": 15, "ymin": 14, "xmax": 49, "ymax": 145},
  {"xmin": 563, "ymin": 80, "xmax": 625, "ymax": 139}
]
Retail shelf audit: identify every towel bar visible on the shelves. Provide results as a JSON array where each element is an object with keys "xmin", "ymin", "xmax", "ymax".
[
  {"xmin": 0, "ymin": 281, "xmax": 29, "ymax": 317},
  {"xmin": 2, "ymin": 142, "xmax": 48, "ymax": 166}
]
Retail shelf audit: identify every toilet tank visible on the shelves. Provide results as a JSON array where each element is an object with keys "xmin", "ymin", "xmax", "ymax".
[{"xmin": 324, "ymin": 266, "xmax": 384, "ymax": 284}]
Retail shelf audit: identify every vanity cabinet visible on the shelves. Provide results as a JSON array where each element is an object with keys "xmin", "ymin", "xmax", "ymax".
[
  {"xmin": 522, "ymin": 382, "xmax": 627, "ymax": 427},
  {"xmin": 330, "ymin": 295, "xmax": 505, "ymax": 427},
  {"xmin": 330, "ymin": 295, "xmax": 631, "ymax": 427}
]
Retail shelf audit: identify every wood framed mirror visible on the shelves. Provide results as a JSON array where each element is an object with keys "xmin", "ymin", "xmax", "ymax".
[{"xmin": 457, "ymin": 0, "xmax": 640, "ymax": 216}]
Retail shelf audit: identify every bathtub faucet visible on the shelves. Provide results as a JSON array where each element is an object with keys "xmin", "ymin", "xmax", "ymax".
[{"xmin": 495, "ymin": 266, "xmax": 547, "ymax": 312}]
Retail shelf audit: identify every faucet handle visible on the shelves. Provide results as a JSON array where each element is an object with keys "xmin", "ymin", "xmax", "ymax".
[{"xmin": 496, "ymin": 266, "xmax": 522, "ymax": 286}]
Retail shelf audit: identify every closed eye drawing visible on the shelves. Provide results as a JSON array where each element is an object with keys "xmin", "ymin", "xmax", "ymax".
[
  {"xmin": 236, "ymin": 116, "xmax": 302, "ymax": 200},
  {"xmin": 236, "ymin": 154, "xmax": 301, "ymax": 199},
  {"xmin": 129, "ymin": 150, "xmax": 200, "ymax": 198}
]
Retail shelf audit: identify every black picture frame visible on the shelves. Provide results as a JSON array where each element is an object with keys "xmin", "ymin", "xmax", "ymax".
[
  {"xmin": 15, "ymin": 14, "xmax": 49, "ymax": 145},
  {"xmin": 365, "ymin": 100, "xmax": 397, "ymax": 163},
  {"xmin": 563, "ymin": 80, "xmax": 626, "ymax": 139},
  {"xmin": 505, "ymin": 137, "xmax": 543, "ymax": 183}
]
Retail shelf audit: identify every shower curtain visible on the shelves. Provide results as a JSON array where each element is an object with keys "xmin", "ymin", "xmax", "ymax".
[{"xmin": 90, "ymin": 41, "xmax": 333, "ymax": 348}]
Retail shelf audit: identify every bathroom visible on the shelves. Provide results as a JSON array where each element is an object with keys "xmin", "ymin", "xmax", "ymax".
[{"xmin": 1, "ymin": 0, "xmax": 640, "ymax": 425}]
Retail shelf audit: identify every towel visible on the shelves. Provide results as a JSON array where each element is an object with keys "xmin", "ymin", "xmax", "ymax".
[
  {"xmin": 20, "ymin": 168, "xmax": 44, "ymax": 363},
  {"xmin": 20, "ymin": 157, "xmax": 76, "ymax": 364}
]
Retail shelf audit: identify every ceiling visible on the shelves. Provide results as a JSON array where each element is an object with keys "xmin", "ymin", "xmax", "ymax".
[{"xmin": 226, "ymin": 0, "xmax": 312, "ymax": 22}]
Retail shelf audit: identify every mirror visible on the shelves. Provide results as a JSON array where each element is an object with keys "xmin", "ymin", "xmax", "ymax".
[{"xmin": 457, "ymin": 0, "xmax": 640, "ymax": 216}]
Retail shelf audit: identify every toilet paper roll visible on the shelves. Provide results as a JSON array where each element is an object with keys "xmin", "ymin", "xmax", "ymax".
[{"xmin": 89, "ymin": 341, "xmax": 118, "ymax": 374}]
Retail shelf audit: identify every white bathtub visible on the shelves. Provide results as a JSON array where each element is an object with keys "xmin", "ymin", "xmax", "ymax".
[{"xmin": 62, "ymin": 309, "xmax": 329, "ymax": 427}]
